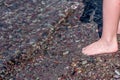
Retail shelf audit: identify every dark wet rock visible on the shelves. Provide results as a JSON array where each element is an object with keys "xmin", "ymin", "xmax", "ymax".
[{"xmin": 80, "ymin": 0, "xmax": 103, "ymax": 38}]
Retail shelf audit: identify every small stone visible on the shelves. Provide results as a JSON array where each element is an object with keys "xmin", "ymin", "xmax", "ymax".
[
  {"xmin": 0, "ymin": 36, "xmax": 3, "ymax": 40},
  {"xmin": 0, "ymin": 55, "xmax": 2, "ymax": 59},
  {"xmin": 96, "ymin": 29, "xmax": 98, "ymax": 32},
  {"xmin": 41, "ymin": 1, "xmax": 45, "ymax": 5},
  {"xmin": 65, "ymin": 66, "xmax": 69, "ymax": 69},
  {"xmin": 68, "ymin": 26, "xmax": 72, "ymax": 28},
  {"xmin": 58, "ymin": 77, "xmax": 62, "ymax": 80},
  {"xmin": 73, "ymin": 25, "xmax": 78, "ymax": 28},
  {"xmin": 32, "ymin": 19, "xmax": 38, "ymax": 23},
  {"xmin": 24, "ymin": 78, "xmax": 28, "ymax": 80},
  {"xmin": 82, "ymin": 60, "xmax": 87, "ymax": 65},
  {"xmin": 8, "ymin": 26, "xmax": 13, "ymax": 29},
  {"xmin": 77, "ymin": 44, "xmax": 81, "ymax": 48},
  {"xmin": 115, "ymin": 70, "xmax": 120, "ymax": 76},
  {"xmin": 15, "ymin": 50, "xmax": 20, "ymax": 54},
  {"xmin": 29, "ymin": 39, "xmax": 36, "ymax": 45},
  {"xmin": 32, "ymin": 0, "xmax": 37, "ymax": 3},
  {"xmin": 81, "ymin": 39, "xmax": 84, "ymax": 42},
  {"xmin": 71, "ymin": 62, "xmax": 77, "ymax": 67},
  {"xmin": 76, "ymin": 67, "xmax": 83, "ymax": 73},
  {"xmin": 75, "ymin": 40, "xmax": 80, "ymax": 43},
  {"xmin": 71, "ymin": 2, "xmax": 79, "ymax": 9},
  {"xmin": 34, "ymin": 63, "xmax": 40, "ymax": 66},
  {"xmin": 114, "ymin": 75, "xmax": 120, "ymax": 79},
  {"xmin": 9, "ymin": 35, "xmax": 12, "ymax": 39},
  {"xmin": 58, "ymin": 13, "xmax": 66, "ymax": 17},
  {"xmin": 32, "ymin": 43, "xmax": 37, "ymax": 47},
  {"xmin": 41, "ymin": 32, "xmax": 48, "ymax": 38},
  {"xmin": 97, "ymin": 57, "xmax": 103, "ymax": 62},
  {"xmin": 87, "ymin": 57, "xmax": 95, "ymax": 63},
  {"xmin": 9, "ymin": 78, "xmax": 14, "ymax": 80},
  {"xmin": 63, "ymin": 51, "xmax": 69, "ymax": 55},
  {"xmin": 36, "ymin": 77, "xmax": 40, "ymax": 80}
]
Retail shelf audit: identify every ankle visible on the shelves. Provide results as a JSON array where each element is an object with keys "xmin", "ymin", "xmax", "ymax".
[
  {"xmin": 99, "ymin": 37, "xmax": 118, "ymax": 52},
  {"xmin": 100, "ymin": 37, "xmax": 118, "ymax": 46},
  {"xmin": 101, "ymin": 35, "xmax": 117, "ymax": 42}
]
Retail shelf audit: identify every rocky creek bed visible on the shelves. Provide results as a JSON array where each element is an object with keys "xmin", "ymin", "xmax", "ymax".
[{"xmin": 0, "ymin": 0, "xmax": 120, "ymax": 80}]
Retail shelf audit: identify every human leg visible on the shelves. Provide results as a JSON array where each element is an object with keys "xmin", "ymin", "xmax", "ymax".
[
  {"xmin": 117, "ymin": 20, "xmax": 120, "ymax": 34},
  {"xmin": 82, "ymin": 0, "xmax": 120, "ymax": 55}
]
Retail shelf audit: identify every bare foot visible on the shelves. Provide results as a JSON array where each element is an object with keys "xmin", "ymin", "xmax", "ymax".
[{"xmin": 82, "ymin": 39, "xmax": 118, "ymax": 56}]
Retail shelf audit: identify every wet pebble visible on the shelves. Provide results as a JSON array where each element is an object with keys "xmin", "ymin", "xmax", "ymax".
[
  {"xmin": 36, "ymin": 77, "xmax": 40, "ymax": 80},
  {"xmin": 75, "ymin": 40, "xmax": 80, "ymax": 43},
  {"xmin": 82, "ymin": 60, "xmax": 87, "ymax": 65},
  {"xmin": 32, "ymin": 0, "xmax": 37, "ymax": 3},
  {"xmin": 71, "ymin": 62, "xmax": 77, "ymax": 67},
  {"xmin": 63, "ymin": 51, "xmax": 69, "ymax": 56},
  {"xmin": 71, "ymin": 2, "xmax": 79, "ymax": 10},
  {"xmin": 115, "ymin": 69, "xmax": 120, "ymax": 76},
  {"xmin": 114, "ymin": 75, "xmax": 120, "ymax": 79},
  {"xmin": 29, "ymin": 38, "xmax": 36, "ymax": 45}
]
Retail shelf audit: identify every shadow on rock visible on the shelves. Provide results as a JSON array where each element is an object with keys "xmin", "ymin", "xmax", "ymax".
[{"xmin": 80, "ymin": 0, "xmax": 103, "ymax": 38}]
